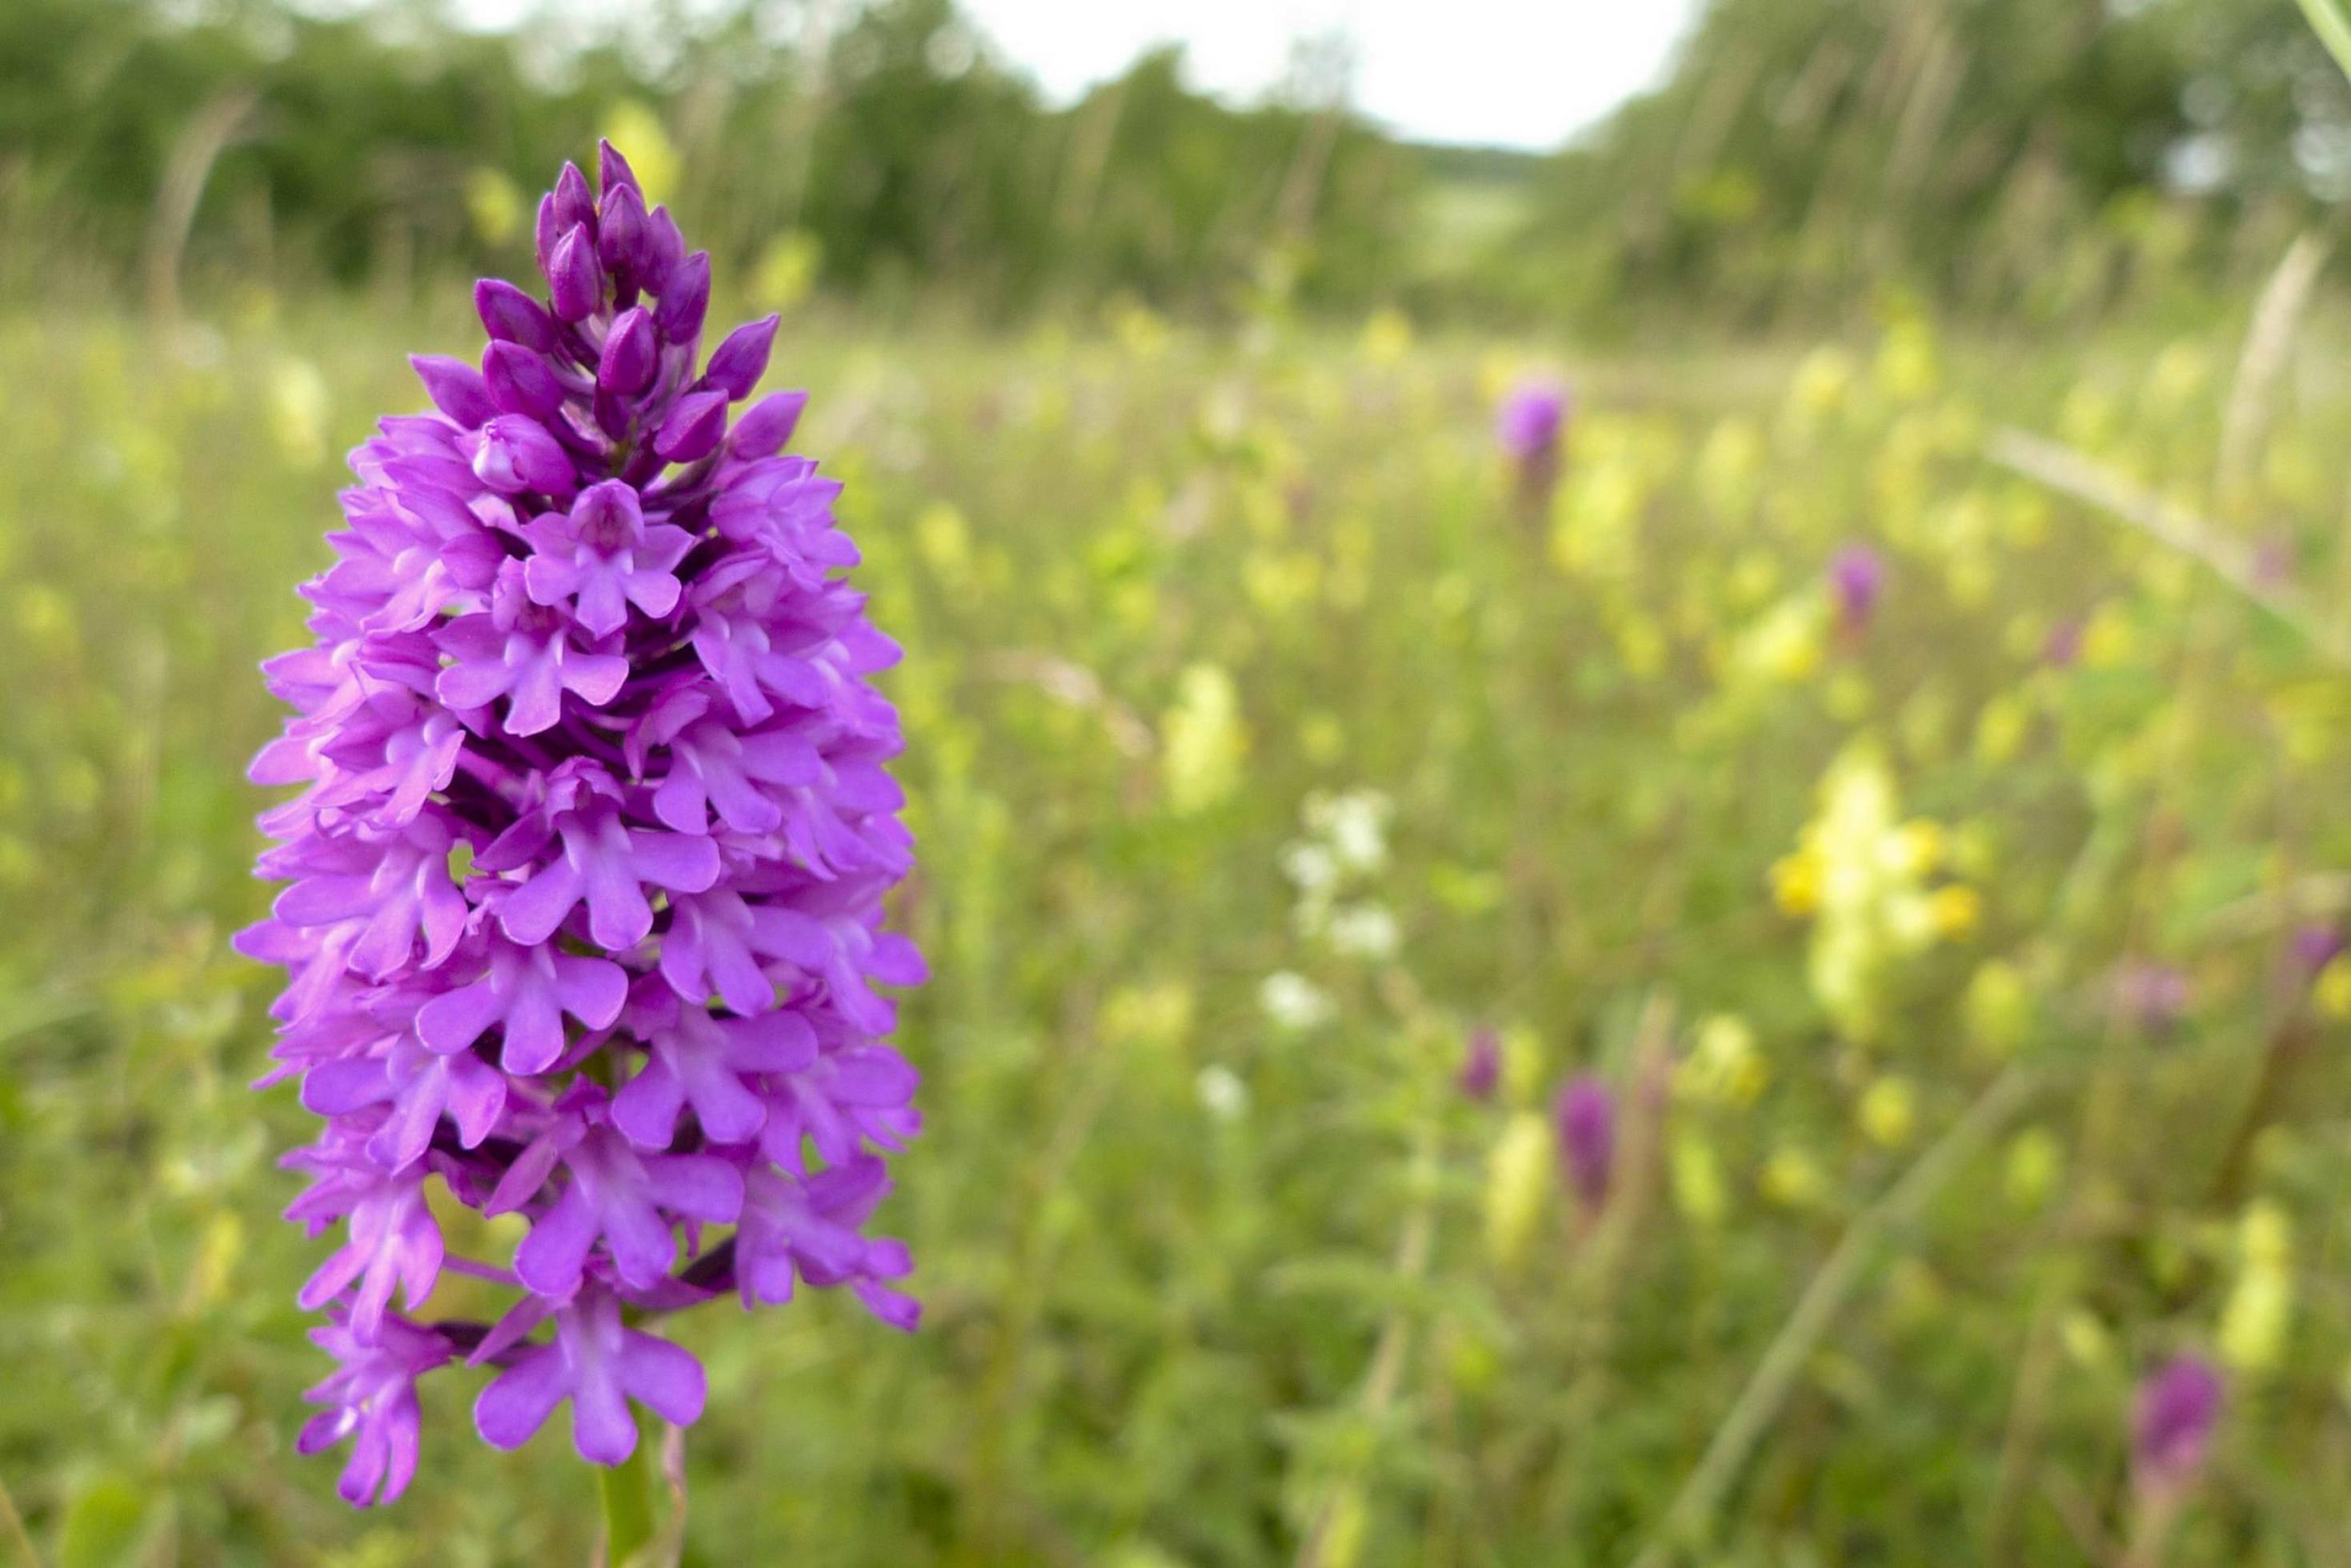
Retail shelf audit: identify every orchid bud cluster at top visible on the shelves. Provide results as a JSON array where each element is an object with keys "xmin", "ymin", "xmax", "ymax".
[{"xmin": 238, "ymin": 143, "xmax": 925, "ymax": 1507}]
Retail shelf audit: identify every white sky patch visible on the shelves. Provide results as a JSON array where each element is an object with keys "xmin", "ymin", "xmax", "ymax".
[
  {"xmin": 438, "ymin": 0, "xmax": 1699, "ymax": 152},
  {"xmin": 959, "ymin": 0, "xmax": 1698, "ymax": 150}
]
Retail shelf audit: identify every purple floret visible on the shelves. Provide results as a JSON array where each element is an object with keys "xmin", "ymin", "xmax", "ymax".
[
  {"xmin": 2133, "ymin": 1354, "xmax": 2225, "ymax": 1495},
  {"xmin": 1495, "ymin": 378, "xmax": 1568, "ymax": 461},
  {"xmin": 241, "ymin": 144, "xmax": 925, "ymax": 1504},
  {"xmin": 1554, "ymin": 1074, "xmax": 1616, "ymax": 1211},
  {"xmin": 1827, "ymin": 544, "xmax": 1885, "ymax": 632}
]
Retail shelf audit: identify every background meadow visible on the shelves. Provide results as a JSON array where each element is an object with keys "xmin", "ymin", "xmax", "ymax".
[{"xmin": 13, "ymin": 2, "xmax": 2351, "ymax": 1564}]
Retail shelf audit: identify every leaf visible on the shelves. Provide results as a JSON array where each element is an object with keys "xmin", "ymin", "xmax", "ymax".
[{"xmin": 57, "ymin": 1473, "xmax": 154, "ymax": 1568}]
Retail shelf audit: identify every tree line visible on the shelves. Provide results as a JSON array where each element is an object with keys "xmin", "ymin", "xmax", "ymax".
[{"xmin": 1, "ymin": 0, "xmax": 2342, "ymax": 323}]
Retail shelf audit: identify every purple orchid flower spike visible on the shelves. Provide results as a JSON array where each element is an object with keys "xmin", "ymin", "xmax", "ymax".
[
  {"xmin": 242, "ymin": 142, "xmax": 925, "ymax": 1503},
  {"xmin": 2124, "ymin": 1354, "xmax": 2226, "ymax": 1568},
  {"xmin": 1495, "ymin": 378, "xmax": 1568, "ymax": 463},
  {"xmin": 1828, "ymin": 544, "xmax": 1885, "ymax": 634},
  {"xmin": 1458, "ymin": 1025, "xmax": 1501, "ymax": 1103},
  {"xmin": 2113, "ymin": 960, "xmax": 2191, "ymax": 1037},
  {"xmin": 1496, "ymin": 375, "xmax": 1570, "ymax": 523},
  {"xmin": 1554, "ymin": 1074, "xmax": 1616, "ymax": 1213},
  {"xmin": 2293, "ymin": 923, "xmax": 2343, "ymax": 978},
  {"xmin": 2133, "ymin": 1355, "xmax": 2225, "ymax": 1497}
]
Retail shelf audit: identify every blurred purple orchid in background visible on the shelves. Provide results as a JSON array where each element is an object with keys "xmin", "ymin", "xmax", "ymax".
[
  {"xmin": 1555, "ymin": 1074, "xmax": 1616, "ymax": 1212},
  {"xmin": 1496, "ymin": 375, "xmax": 1570, "ymax": 522},
  {"xmin": 1827, "ymin": 544, "xmax": 1885, "ymax": 634},
  {"xmin": 2133, "ymin": 1354, "xmax": 2224, "ymax": 1498}
]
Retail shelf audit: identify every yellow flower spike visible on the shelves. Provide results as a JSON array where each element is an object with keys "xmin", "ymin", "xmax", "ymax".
[
  {"xmin": 1499, "ymin": 1024, "xmax": 1547, "ymax": 1108},
  {"xmin": 1098, "ymin": 982, "xmax": 1197, "ymax": 1052},
  {"xmin": 186, "ymin": 1212, "xmax": 245, "ymax": 1310},
  {"xmin": 1872, "ymin": 318, "xmax": 1940, "ymax": 402},
  {"xmin": 14, "ymin": 583, "xmax": 77, "ymax": 646},
  {"xmin": 1359, "ymin": 307, "xmax": 1412, "ymax": 365},
  {"xmin": 1964, "ymin": 960, "xmax": 2031, "ymax": 1057},
  {"xmin": 2241, "ymin": 1201, "xmax": 2293, "ymax": 1269},
  {"xmin": 1761, "ymin": 1145, "xmax": 1828, "ymax": 1209},
  {"xmin": 2315, "ymin": 957, "xmax": 2351, "ymax": 1020},
  {"xmin": 1881, "ymin": 1258, "xmax": 1945, "ymax": 1332},
  {"xmin": 1928, "ymin": 885, "xmax": 1982, "ymax": 942},
  {"xmin": 2057, "ymin": 382, "xmax": 2118, "ymax": 449},
  {"xmin": 463, "ymin": 166, "xmax": 526, "ymax": 246},
  {"xmin": 2081, "ymin": 603, "xmax": 2137, "ymax": 670},
  {"xmin": 1974, "ymin": 695, "xmax": 2028, "ymax": 765},
  {"xmin": 1111, "ymin": 298, "xmax": 1171, "ymax": 359},
  {"xmin": 1856, "ymin": 1076, "xmax": 1917, "ymax": 1149},
  {"xmin": 1770, "ymin": 852, "xmax": 1820, "ymax": 918},
  {"xmin": 751, "ymin": 231, "xmax": 823, "ymax": 314},
  {"xmin": 267, "ymin": 357, "xmax": 331, "ymax": 468},
  {"xmin": 1669, "ymin": 1130, "xmax": 1728, "ymax": 1227},
  {"xmin": 1484, "ymin": 1112, "xmax": 1555, "ymax": 1268},
  {"xmin": 2059, "ymin": 1308, "xmax": 2117, "ymax": 1374},
  {"xmin": 2000, "ymin": 488, "xmax": 2052, "ymax": 550},
  {"xmin": 1300, "ymin": 712, "xmax": 1346, "ymax": 766},
  {"xmin": 1475, "ymin": 352, "xmax": 1517, "ymax": 402},
  {"xmin": 2221, "ymin": 1268, "xmax": 2293, "ymax": 1374},
  {"xmin": 1159, "ymin": 663, "xmax": 1247, "ymax": 814},
  {"xmin": 1789, "ymin": 346, "xmax": 1856, "ymax": 420},
  {"xmin": 1944, "ymin": 554, "xmax": 1994, "ymax": 610},
  {"xmin": 915, "ymin": 502, "xmax": 971, "ymax": 577},
  {"xmin": 2220, "ymin": 1201, "xmax": 2296, "ymax": 1374},
  {"xmin": 2003, "ymin": 1126, "xmax": 2064, "ymax": 1210},
  {"xmin": 1728, "ymin": 548, "xmax": 1779, "ymax": 609},
  {"xmin": 1696, "ymin": 418, "xmax": 1765, "ymax": 519},
  {"xmin": 1444, "ymin": 1318, "xmax": 1504, "ymax": 1397},
  {"xmin": 2144, "ymin": 341, "xmax": 2209, "ymax": 416},
  {"xmin": 1613, "ymin": 614, "xmax": 1667, "ymax": 679},
  {"xmin": 1824, "ymin": 669, "xmax": 1871, "ymax": 719},
  {"xmin": 1683, "ymin": 1014, "xmax": 1768, "ymax": 1106},
  {"xmin": 1888, "ymin": 820, "xmax": 1947, "ymax": 877}
]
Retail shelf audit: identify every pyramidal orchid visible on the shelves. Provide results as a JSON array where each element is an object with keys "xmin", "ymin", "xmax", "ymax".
[
  {"xmin": 240, "ymin": 144, "xmax": 924, "ymax": 1506},
  {"xmin": 1495, "ymin": 374, "xmax": 1569, "ymax": 523}
]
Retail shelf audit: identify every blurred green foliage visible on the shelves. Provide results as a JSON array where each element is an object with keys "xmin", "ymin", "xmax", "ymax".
[
  {"xmin": 1525, "ymin": 0, "xmax": 2351, "ymax": 326},
  {"xmin": 10, "ymin": 276, "xmax": 2351, "ymax": 1559},
  {"xmin": 7, "ymin": 0, "xmax": 2351, "ymax": 325},
  {"xmin": 10, "ymin": 0, "xmax": 2351, "ymax": 1562},
  {"xmin": 0, "ymin": 0, "xmax": 1421, "ymax": 317}
]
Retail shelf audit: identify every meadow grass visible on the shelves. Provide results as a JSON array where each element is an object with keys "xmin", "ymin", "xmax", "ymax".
[{"xmin": 7, "ymin": 290, "xmax": 2351, "ymax": 1564}]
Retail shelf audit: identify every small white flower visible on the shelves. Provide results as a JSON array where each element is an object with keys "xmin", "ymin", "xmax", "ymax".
[
  {"xmin": 1260, "ymin": 970, "xmax": 1335, "ymax": 1030},
  {"xmin": 1280, "ymin": 841, "xmax": 1340, "ymax": 895},
  {"xmin": 1311, "ymin": 789, "xmax": 1392, "ymax": 876},
  {"xmin": 1196, "ymin": 1064, "xmax": 1250, "ymax": 1120},
  {"xmin": 1326, "ymin": 902, "xmax": 1400, "ymax": 962}
]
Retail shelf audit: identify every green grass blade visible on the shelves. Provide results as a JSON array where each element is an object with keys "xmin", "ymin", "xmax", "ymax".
[{"xmin": 2299, "ymin": 0, "xmax": 2351, "ymax": 82}]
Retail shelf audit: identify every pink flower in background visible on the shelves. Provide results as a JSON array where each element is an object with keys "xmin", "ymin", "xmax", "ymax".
[
  {"xmin": 1828, "ymin": 544, "xmax": 1885, "ymax": 633},
  {"xmin": 1458, "ymin": 1026, "xmax": 1502, "ymax": 1102},
  {"xmin": 1496, "ymin": 376, "xmax": 1571, "ymax": 520},
  {"xmin": 2133, "ymin": 1355, "xmax": 2224, "ymax": 1498},
  {"xmin": 1554, "ymin": 1074, "xmax": 1616, "ymax": 1210}
]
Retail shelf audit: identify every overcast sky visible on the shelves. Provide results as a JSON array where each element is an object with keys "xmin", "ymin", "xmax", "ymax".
[
  {"xmin": 956, "ymin": 1, "xmax": 1700, "ymax": 150},
  {"xmin": 445, "ymin": 0, "xmax": 1700, "ymax": 151}
]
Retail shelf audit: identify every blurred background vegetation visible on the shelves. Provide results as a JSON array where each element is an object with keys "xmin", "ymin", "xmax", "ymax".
[
  {"xmin": 14, "ymin": 0, "xmax": 2351, "ymax": 1565},
  {"xmin": 9, "ymin": 0, "xmax": 2351, "ymax": 325}
]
